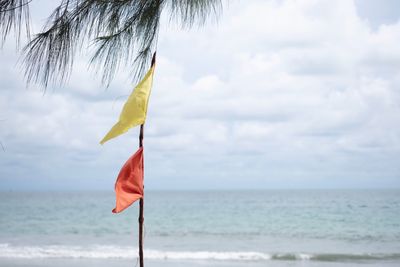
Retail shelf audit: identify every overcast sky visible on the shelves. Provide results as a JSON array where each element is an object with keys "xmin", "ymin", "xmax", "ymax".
[{"xmin": 1, "ymin": 0, "xmax": 400, "ymax": 191}]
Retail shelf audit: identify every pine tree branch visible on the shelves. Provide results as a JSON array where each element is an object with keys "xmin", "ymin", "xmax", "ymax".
[
  {"xmin": 2, "ymin": 0, "xmax": 222, "ymax": 88},
  {"xmin": 0, "ymin": 0, "xmax": 31, "ymax": 47}
]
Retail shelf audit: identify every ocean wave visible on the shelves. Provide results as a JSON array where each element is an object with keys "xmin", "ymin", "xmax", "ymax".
[{"xmin": 0, "ymin": 244, "xmax": 399, "ymax": 262}]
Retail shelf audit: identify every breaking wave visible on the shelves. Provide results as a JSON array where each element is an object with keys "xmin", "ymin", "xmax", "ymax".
[{"xmin": 0, "ymin": 244, "xmax": 399, "ymax": 262}]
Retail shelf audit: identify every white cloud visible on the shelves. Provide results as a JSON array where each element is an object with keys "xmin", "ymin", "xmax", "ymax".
[{"xmin": 0, "ymin": 0, "xmax": 399, "ymax": 190}]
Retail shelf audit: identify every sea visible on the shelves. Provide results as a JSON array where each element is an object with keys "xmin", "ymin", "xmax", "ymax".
[{"xmin": 0, "ymin": 190, "xmax": 399, "ymax": 267}]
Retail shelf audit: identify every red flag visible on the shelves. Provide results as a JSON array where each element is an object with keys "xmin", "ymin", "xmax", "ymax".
[{"xmin": 112, "ymin": 147, "xmax": 144, "ymax": 213}]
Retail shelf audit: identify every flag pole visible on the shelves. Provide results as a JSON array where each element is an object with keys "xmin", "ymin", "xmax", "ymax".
[
  {"xmin": 138, "ymin": 124, "xmax": 144, "ymax": 267},
  {"xmin": 138, "ymin": 52, "xmax": 156, "ymax": 267}
]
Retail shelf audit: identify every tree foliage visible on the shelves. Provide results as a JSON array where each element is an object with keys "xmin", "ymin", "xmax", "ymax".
[{"xmin": 0, "ymin": 0, "xmax": 222, "ymax": 87}]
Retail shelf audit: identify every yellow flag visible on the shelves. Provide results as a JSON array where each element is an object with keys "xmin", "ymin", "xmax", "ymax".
[{"xmin": 100, "ymin": 65, "xmax": 155, "ymax": 145}]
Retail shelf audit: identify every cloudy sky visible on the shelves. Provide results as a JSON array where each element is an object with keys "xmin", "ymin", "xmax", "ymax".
[{"xmin": 1, "ymin": 0, "xmax": 399, "ymax": 191}]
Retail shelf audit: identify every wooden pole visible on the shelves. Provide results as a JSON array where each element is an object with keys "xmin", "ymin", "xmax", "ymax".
[
  {"xmin": 138, "ymin": 52, "xmax": 155, "ymax": 267},
  {"xmin": 138, "ymin": 198, "xmax": 144, "ymax": 267},
  {"xmin": 138, "ymin": 124, "xmax": 144, "ymax": 267}
]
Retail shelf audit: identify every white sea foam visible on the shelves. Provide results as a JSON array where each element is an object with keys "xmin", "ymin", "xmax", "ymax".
[
  {"xmin": 146, "ymin": 250, "xmax": 272, "ymax": 261},
  {"xmin": 297, "ymin": 253, "xmax": 312, "ymax": 260},
  {"xmin": 0, "ymin": 244, "xmax": 399, "ymax": 262},
  {"xmin": 0, "ymin": 244, "xmax": 270, "ymax": 260}
]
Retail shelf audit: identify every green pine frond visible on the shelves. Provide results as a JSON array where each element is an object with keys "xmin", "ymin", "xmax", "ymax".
[
  {"xmin": 1, "ymin": 0, "xmax": 222, "ymax": 88},
  {"xmin": 0, "ymin": 0, "xmax": 31, "ymax": 47}
]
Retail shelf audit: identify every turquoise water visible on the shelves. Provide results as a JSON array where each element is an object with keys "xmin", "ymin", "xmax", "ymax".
[{"xmin": 1, "ymin": 190, "xmax": 400, "ymax": 266}]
